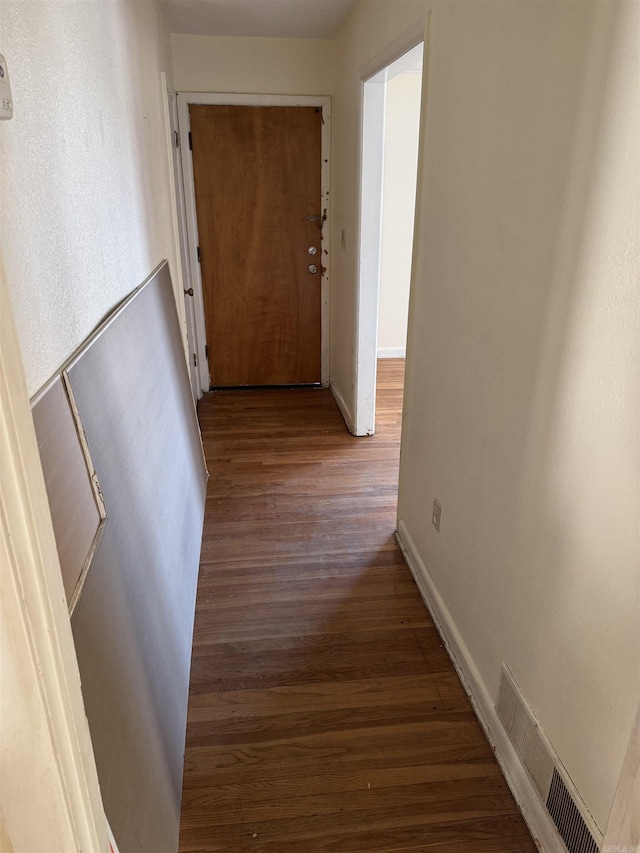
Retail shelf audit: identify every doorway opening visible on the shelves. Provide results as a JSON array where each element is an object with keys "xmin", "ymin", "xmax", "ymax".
[
  {"xmin": 177, "ymin": 93, "xmax": 332, "ymax": 395},
  {"xmin": 355, "ymin": 40, "xmax": 424, "ymax": 436}
]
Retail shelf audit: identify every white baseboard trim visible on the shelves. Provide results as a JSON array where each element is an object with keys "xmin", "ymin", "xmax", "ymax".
[
  {"xmin": 330, "ymin": 380, "xmax": 356, "ymax": 435},
  {"xmin": 396, "ymin": 519, "xmax": 566, "ymax": 853},
  {"xmin": 377, "ymin": 347, "xmax": 406, "ymax": 359}
]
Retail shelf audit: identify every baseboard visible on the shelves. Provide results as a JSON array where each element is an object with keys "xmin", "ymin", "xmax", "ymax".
[
  {"xmin": 330, "ymin": 380, "xmax": 356, "ymax": 435},
  {"xmin": 396, "ymin": 519, "xmax": 566, "ymax": 853},
  {"xmin": 377, "ymin": 347, "xmax": 406, "ymax": 359}
]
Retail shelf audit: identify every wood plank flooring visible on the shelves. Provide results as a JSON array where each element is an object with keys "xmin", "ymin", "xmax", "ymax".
[{"xmin": 180, "ymin": 360, "xmax": 536, "ymax": 853}]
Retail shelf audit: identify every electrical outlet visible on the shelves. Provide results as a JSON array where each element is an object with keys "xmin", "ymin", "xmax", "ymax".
[
  {"xmin": 0, "ymin": 53, "xmax": 14, "ymax": 120},
  {"xmin": 432, "ymin": 498, "xmax": 442, "ymax": 532}
]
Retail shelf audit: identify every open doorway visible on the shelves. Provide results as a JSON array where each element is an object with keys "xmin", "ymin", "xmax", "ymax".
[{"xmin": 355, "ymin": 40, "xmax": 424, "ymax": 436}]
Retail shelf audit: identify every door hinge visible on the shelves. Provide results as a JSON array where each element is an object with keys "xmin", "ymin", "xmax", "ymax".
[
  {"xmin": 193, "ymin": 352, "xmax": 197, "ymax": 367},
  {"xmin": 197, "ymin": 246, "xmax": 201, "ymax": 263},
  {"xmin": 174, "ymin": 130, "xmax": 180, "ymax": 149},
  {"xmin": 188, "ymin": 131, "xmax": 192, "ymax": 150},
  {"xmin": 205, "ymin": 344, "xmax": 208, "ymax": 359}
]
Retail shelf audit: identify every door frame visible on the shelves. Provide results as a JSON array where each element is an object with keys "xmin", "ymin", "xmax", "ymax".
[
  {"xmin": 0, "ymin": 264, "xmax": 110, "ymax": 853},
  {"xmin": 177, "ymin": 93, "xmax": 332, "ymax": 392},
  {"xmin": 161, "ymin": 74, "xmax": 200, "ymax": 401},
  {"xmin": 354, "ymin": 18, "xmax": 428, "ymax": 435}
]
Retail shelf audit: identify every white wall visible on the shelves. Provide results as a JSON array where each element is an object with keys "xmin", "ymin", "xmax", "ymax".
[
  {"xmin": 378, "ymin": 70, "xmax": 422, "ymax": 357},
  {"xmin": 171, "ymin": 33, "xmax": 336, "ymax": 94},
  {"xmin": 332, "ymin": 0, "xmax": 639, "ymax": 836},
  {"xmin": 0, "ymin": 0, "xmax": 181, "ymax": 397}
]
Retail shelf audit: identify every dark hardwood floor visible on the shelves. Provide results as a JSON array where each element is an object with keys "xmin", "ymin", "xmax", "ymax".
[{"xmin": 179, "ymin": 359, "xmax": 536, "ymax": 852}]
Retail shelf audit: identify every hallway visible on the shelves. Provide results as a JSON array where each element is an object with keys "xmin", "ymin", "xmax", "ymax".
[{"xmin": 179, "ymin": 360, "xmax": 536, "ymax": 852}]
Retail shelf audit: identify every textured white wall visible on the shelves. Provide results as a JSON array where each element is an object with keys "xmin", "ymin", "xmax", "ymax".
[
  {"xmin": 171, "ymin": 33, "xmax": 337, "ymax": 94},
  {"xmin": 378, "ymin": 71, "xmax": 421, "ymax": 356},
  {"xmin": 332, "ymin": 0, "xmax": 639, "ymax": 832},
  {"xmin": 0, "ymin": 0, "xmax": 180, "ymax": 397}
]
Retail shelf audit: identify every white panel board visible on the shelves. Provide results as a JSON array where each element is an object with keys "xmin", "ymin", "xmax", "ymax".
[
  {"xmin": 31, "ymin": 374, "xmax": 106, "ymax": 611},
  {"xmin": 66, "ymin": 262, "xmax": 207, "ymax": 853}
]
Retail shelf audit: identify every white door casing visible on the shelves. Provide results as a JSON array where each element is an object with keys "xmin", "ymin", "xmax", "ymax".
[
  {"xmin": 177, "ymin": 92, "xmax": 332, "ymax": 393},
  {"xmin": 354, "ymin": 18, "xmax": 428, "ymax": 436},
  {"xmin": 0, "ymin": 261, "xmax": 109, "ymax": 853},
  {"xmin": 162, "ymin": 73, "xmax": 200, "ymax": 401}
]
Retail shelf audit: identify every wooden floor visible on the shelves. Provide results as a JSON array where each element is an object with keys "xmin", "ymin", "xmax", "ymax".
[{"xmin": 179, "ymin": 360, "xmax": 536, "ymax": 853}]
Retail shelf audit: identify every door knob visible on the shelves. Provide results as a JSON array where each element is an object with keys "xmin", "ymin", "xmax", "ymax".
[
  {"xmin": 184, "ymin": 287, "xmax": 194, "ymax": 296},
  {"xmin": 308, "ymin": 264, "xmax": 318, "ymax": 274}
]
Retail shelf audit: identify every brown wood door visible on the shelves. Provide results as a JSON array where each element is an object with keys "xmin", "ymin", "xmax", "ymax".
[{"xmin": 189, "ymin": 105, "xmax": 323, "ymax": 387}]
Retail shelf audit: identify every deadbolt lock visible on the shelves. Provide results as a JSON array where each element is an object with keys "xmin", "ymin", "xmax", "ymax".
[
  {"xmin": 308, "ymin": 264, "xmax": 318, "ymax": 274},
  {"xmin": 308, "ymin": 246, "xmax": 317, "ymax": 255}
]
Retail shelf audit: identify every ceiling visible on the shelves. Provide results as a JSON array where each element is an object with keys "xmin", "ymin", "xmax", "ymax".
[{"xmin": 161, "ymin": 0, "xmax": 359, "ymax": 39}]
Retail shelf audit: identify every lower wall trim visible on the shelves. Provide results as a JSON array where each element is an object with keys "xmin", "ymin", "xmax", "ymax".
[
  {"xmin": 330, "ymin": 380, "xmax": 356, "ymax": 435},
  {"xmin": 377, "ymin": 347, "xmax": 406, "ymax": 359},
  {"xmin": 395, "ymin": 519, "xmax": 566, "ymax": 853}
]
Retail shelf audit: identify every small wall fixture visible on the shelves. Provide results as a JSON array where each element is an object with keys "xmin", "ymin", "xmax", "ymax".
[{"xmin": 0, "ymin": 53, "xmax": 14, "ymax": 120}]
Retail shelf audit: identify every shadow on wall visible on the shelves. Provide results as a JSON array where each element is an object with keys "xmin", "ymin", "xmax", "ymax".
[
  {"xmin": 512, "ymin": 2, "xmax": 639, "ymax": 821},
  {"xmin": 501, "ymin": 2, "xmax": 638, "ymax": 810},
  {"xmin": 400, "ymin": 0, "xmax": 638, "ymax": 830}
]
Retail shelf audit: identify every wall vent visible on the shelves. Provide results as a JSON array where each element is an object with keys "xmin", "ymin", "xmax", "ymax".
[
  {"xmin": 547, "ymin": 768, "xmax": 599, "ymax": 853},
  {"xmin": 496, "ymin": 669, "xmax": 554, "ymax": 799},
  {"xmin": 496, "ymin": 666, "xmax": 601, "ymax": 853}
]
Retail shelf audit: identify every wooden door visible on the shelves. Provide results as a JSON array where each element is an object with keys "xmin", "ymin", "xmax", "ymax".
[{"xmin": 189, "ymin": 105, "xmax": 323, "ymax": 387}]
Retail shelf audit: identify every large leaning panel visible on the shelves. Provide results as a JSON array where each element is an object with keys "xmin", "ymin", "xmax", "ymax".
[{"xmin": 64, "ymin": 262, "xmax": 206, "ymax": 853}]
